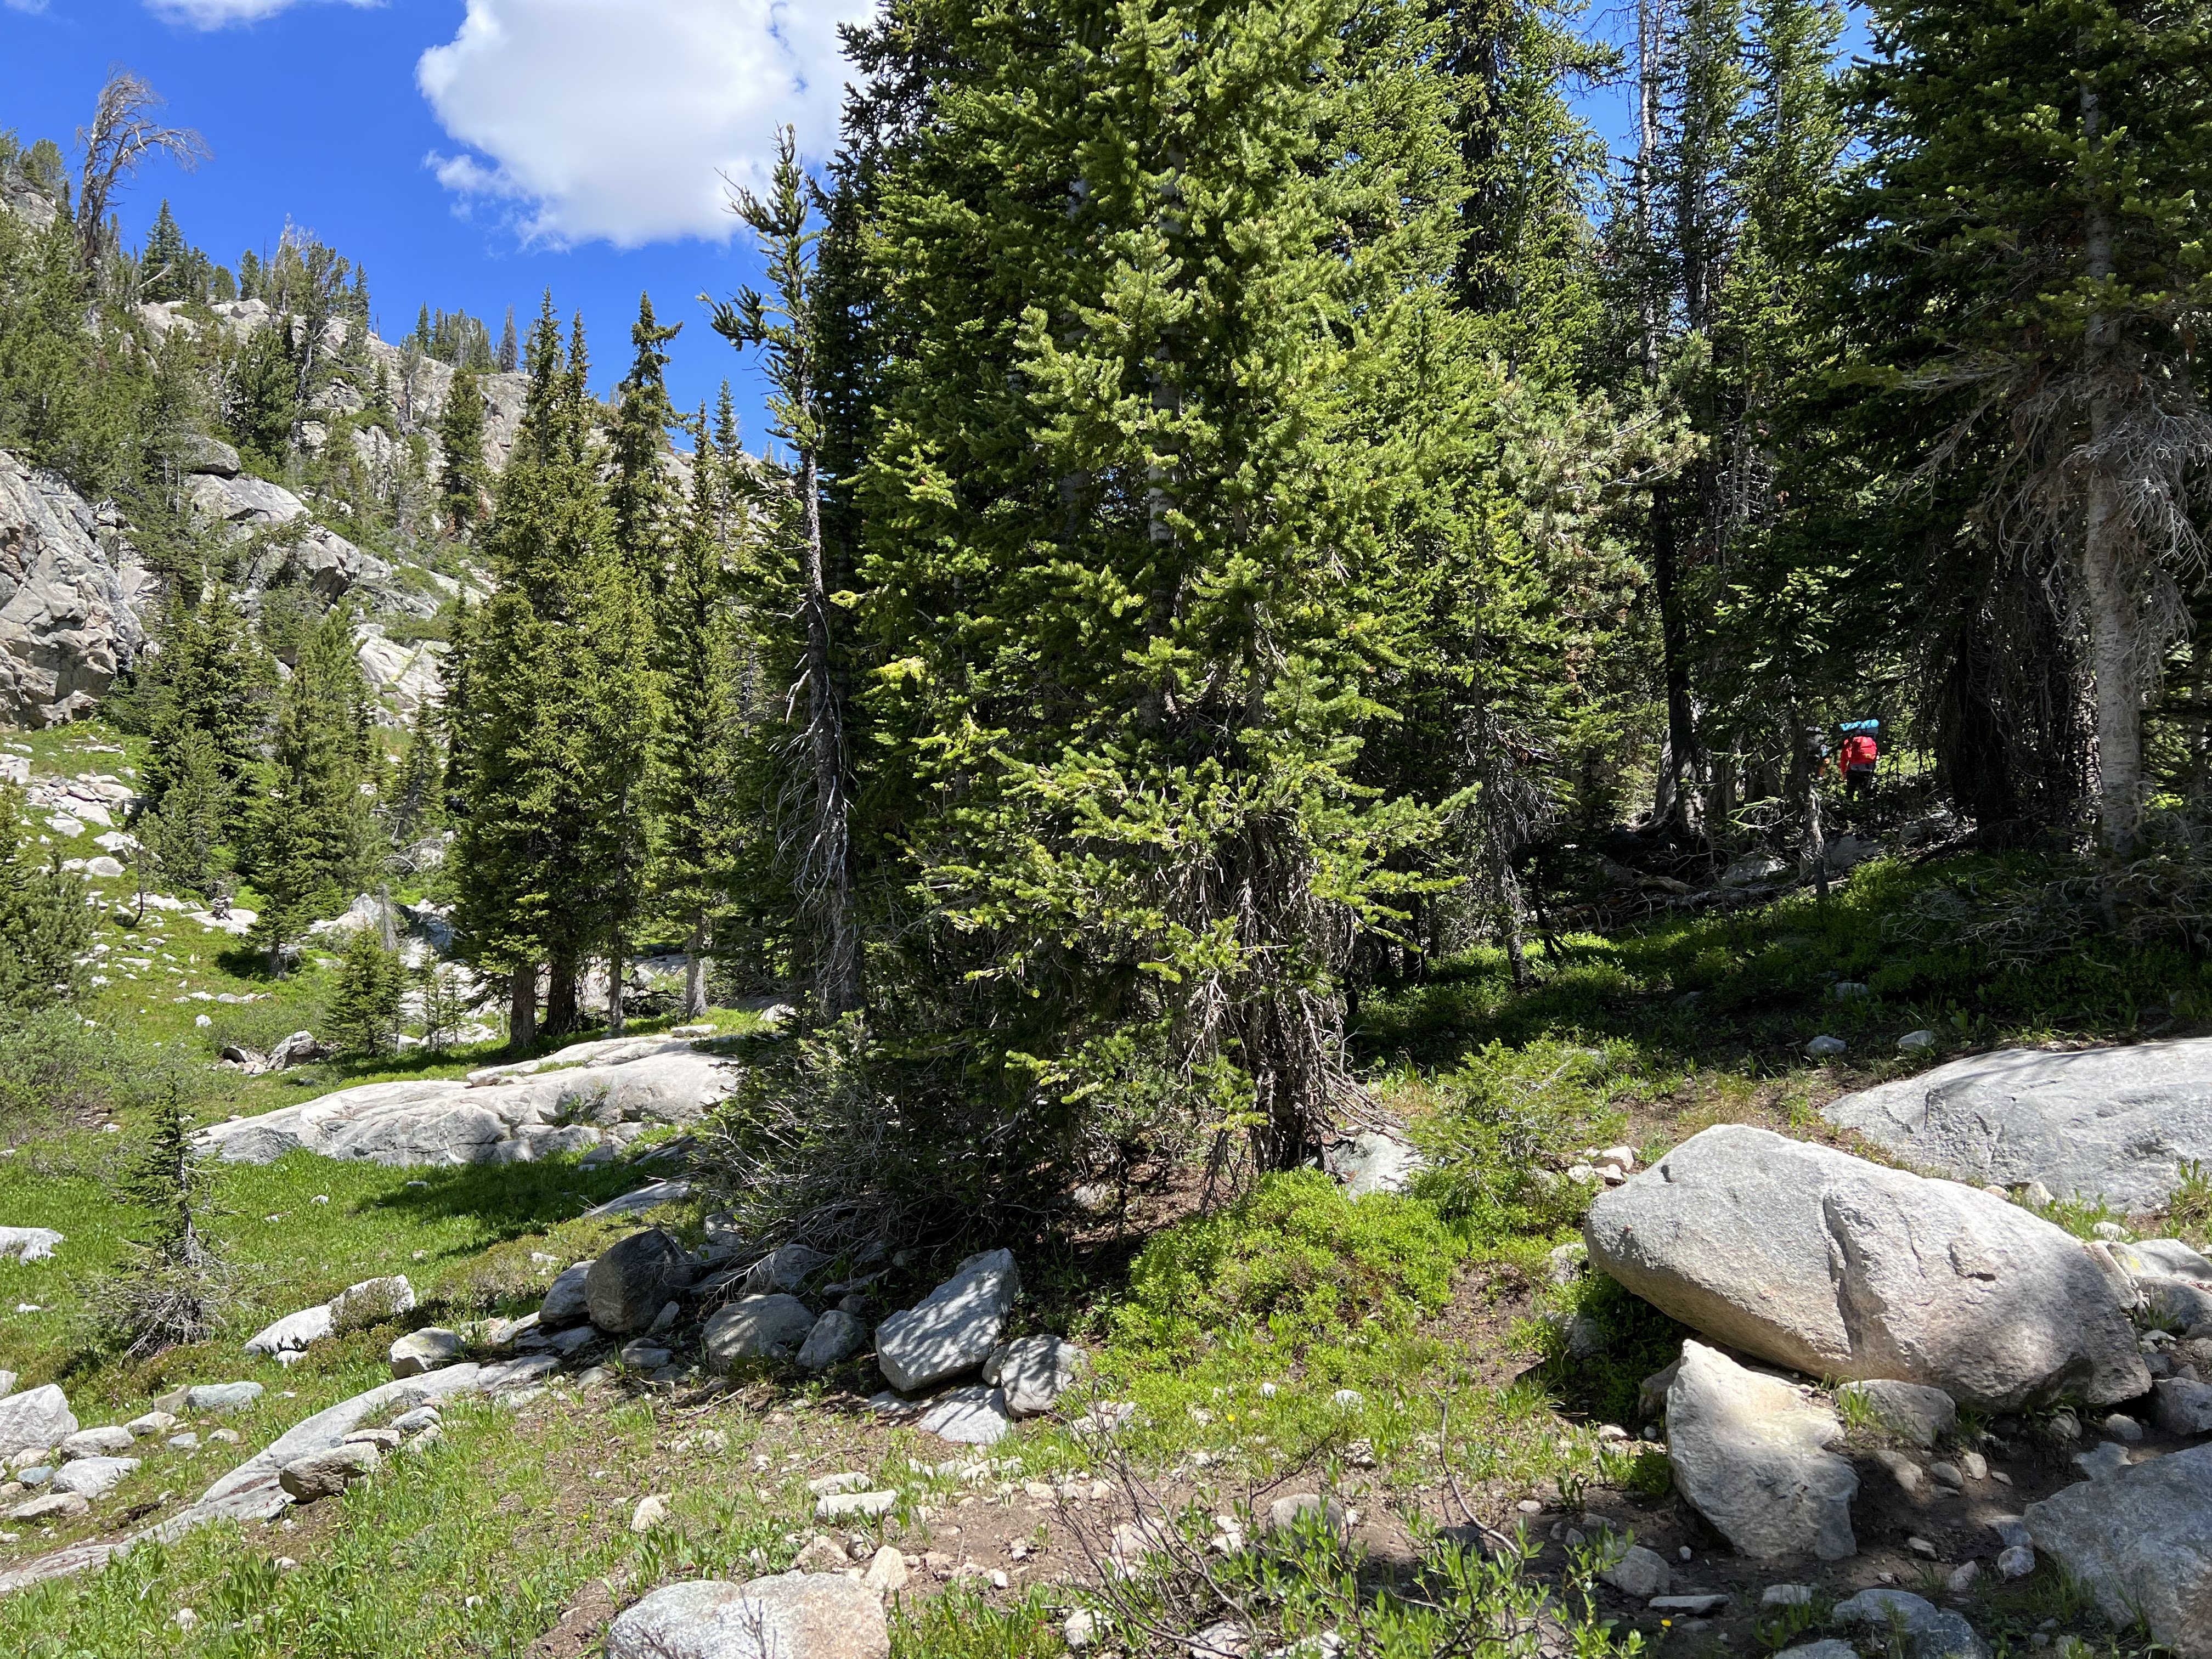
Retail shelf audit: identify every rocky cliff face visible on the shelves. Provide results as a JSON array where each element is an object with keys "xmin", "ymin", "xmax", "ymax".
[{"xmin": 0, "ymin": 454, "xmax": 156, "ymax": 727}]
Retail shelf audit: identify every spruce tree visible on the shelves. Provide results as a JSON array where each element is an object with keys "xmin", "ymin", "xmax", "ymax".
[
  {"xmin": 437, "ymin": 364, "xmax": 489, "ymax": 538},
  {"xmin": 246, "ymin": 606, "xmax": 377, "ymax": 970},
  {"xmin": 608, "ymin": 292, "xmax": 682, "ymax": 595},
  {"xmin": 497, "ymin": 304, "xmax": 518, "ymax": 374},
  {"xmin": 142, "ymin": 585, "xmax": 273, "ymax": 837},
  {"xmin": 140, "ymin": 199, "xmax": 188, "ymax": 302},
  {"xmin": 387, "ymin": 698, "xmax": 444, "ymax": 853},
  {"xmin": 142, "ymin": 725, "xmax": 231, "ymax": 901},
  {"xmin": 328, "ymin": 927, "xmax": 408, "ymax": 1056},
  {"xmin": 0, "ymin": 792, "xmax": 93, "ymax": 1012}
]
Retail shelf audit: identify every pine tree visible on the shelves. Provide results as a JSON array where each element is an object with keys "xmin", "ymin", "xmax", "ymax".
[
  {"xmin": 142, "ymin": 724, "xmax": 230, "ymax": 900},
  {"xmin": 452, "ymin": 302, "xmax": 658, "ymax": 1043},
  {"xmin": 0, "ymin": 790, "xmax": 93, "ymax": 1012},
  {"xmin": 142, "ymin": 585, "xmax": 273, "ymax": 837},
  {"xmin": 848, "ymin": 0, "xmax": 1468, "ymax": 1167},
  {"xmin": 140, "ymin": 199, "xmax": 188, "ymax": 302},
  {"xmin": 246, "ymin": 606, "xmax": 377, "ymax": 970},
  {"xmin": 387, "ymin": 698, "xmax": 444, "ymax": 853},
  {"xmin": 712, "ymin": 129, "xmax": 859, "ymax": 1018},
  {"xmin": 1826, "ymin": 0, "xmax": 2212, "ymax": 850},
  {"xmin": 497, "ymin": 304, "xmax": 518, "ymax": 373},
  {"xmin": 236, "ymin": 248, "xmax": 261, "ymax": 301},
  {"xmin": 437, "ymin": 363, "xmax": 489, "ymax": 538},
  {"xmin": 328, "ymin": 926, "xmax": 409, "ymax": 1056},
  {"xmin": 609, "ymin": 292, "xmax": 683, "ymax": 596},
  {"xmin": 95, "ymin": 1081, "xmax": 232, "ymax": 1360}
]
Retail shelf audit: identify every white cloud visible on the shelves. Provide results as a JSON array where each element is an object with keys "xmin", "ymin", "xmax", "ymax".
[
  {"xmin": 416, "ymin": 0, "xmax": 877, "ymax": 249},
  {"xmin": 145, "ymin": 0, "xmax": 376, "ymax": 27}
]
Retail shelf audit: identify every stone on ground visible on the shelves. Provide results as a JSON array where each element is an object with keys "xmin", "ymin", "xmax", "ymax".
[
  {"xmin": 49, "ymin": 1456, "xmax": 136, "ymax": 1499},
  {"xmin": 744, "ymin": 1244, "xmax": 830, "ymax": 1296},
  {"xmin": 703, "ymin": 1295, "xmax": 817, "ymax": 1370},
  {"xmin": 1838, "ymin": 1379, "xmax": 1957, "ymax": 1448},
  {"xmin": 1664, "ymin": 1341, "xmax": 1858, "ymax": 1561},
  {"xmin": 1823, "ymin": 1037, "xmax": 2212, "ymax": 1210},
  {"xmin": 874, "ymin": 1249, "xmax": 1020, "ymax": 1393},
  {"xmin": 0, "ymin": 1227, "xmax": 63, "ymax": 1262},
  {"xmin": 278, "ymin": 1442, "xmax": 381, "ymax": 1502},
  {"xmin": 915, "ymin": 1384, "xmax": 1012, "ymax": 1445},
  {"xmin": 860, "ymin": 1544, "xmax": 907, "ymax": 1595},
  {"xmin": 7, "ymin": 1491, "xmax": 88, "ymax": 1521},
  {"xmin": 795, "ymin": 1310, "xmax": 866, "ymax": 1372},
  {"xmin": 1598, "ymin": 1542, "xmax": 1672, "ymax": 1598},
  {"xmin": 606, "ymin": 1572, "xmax": 890, "ymax": 1659},
  {"xmin": 991, "ymin": 1334, "xmax": 1087, "ymax": 1417},
  {"xmin": 1585, "ymin": 1124, "xmax": 2149, "ymax": 1407},
  {"xmin": 586, "ymin": 1230, "xmax": 690, "ymax": 1335},
  {"xmin": 186, "ymin": 1383, "xmax": 264, "ymax": 1414},
  {"xmin": 631, "ymin": 1493, "xmax": 672, "ymax": 1532},
  {"xmin": 2026, "ymin": 1442, "xmax": 2212, "ymax": 1659},
  {"xmin": 390, "ymin": 1328, "xmax": 462, "ymax": 1378},
  {"xmin": 815, "ymin": 1488, "xmax": 897, "ymax": 1521},
  {"xmin": 58, "ymin": 1426, "xmax": 134, "ymax": 1460},
  {"xmin": 539, "ymin": 1261, "xmax": 593, "ymax": 1327},
  {"xmin": 1264, "ymin": 1492, "xmax": 1347, "ymax": 1540},
  {"xmin": 2119, "ymin": 1238, "xmax": 2212, "ymax": 1280},
  {"xmin": 1322, "ymin": 1131, "xmax": 1425, "ymax": 1197},
  {"xmin": 2155, "ymin": 1378, "xmax": 2212, "ymax": 1435},
  {"xmin": 244, "ymin": 1304, "xmax": 335, "ymax": 1357},
  {"xmin": 328, "ymin": 1275, "xmax": 416, "ymax": 1328},
  {"xmin": 1832, "ymin": 1588, "xmax": 1989, "ymax": 1659},
  {"xmin": 0, "ymin": 1384, "xmax": 77, "ymax": 1452}
]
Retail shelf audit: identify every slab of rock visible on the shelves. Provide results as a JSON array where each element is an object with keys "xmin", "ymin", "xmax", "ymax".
[
  {"xmin": 0, "ymin": 1227, "xmax": 63, "ymax": 1262},
  {"xmin": 815, "ymin": 1488, "xmax": 897, "ymax": 1520},
  {"xmin": 191, "ymin": 1042, "xmax": 733, "ymax": 1167},
  {"xmin": 1839, "ymin": 1379, "xmax": 1957, "ymax": 1448},
  {"xmin": 1832, "ymin": 1589, "xmax": 1988, "ymax": 1659},
  {"xmin": 1586, "ymin": 1125, "xmax": 2149, "ymax": 1408},
  {"xmin": 606, "ymin": 1572, "xmax": 889, "ymax": 1659},
  {"xmin": 58, "ymin": 1426, "xmax": 134, "ymax": 1460},
  {"xmin": 991, "ymin": 1335, "xmax": 1087, "ymax": 1417},
  {"xmin": 2154, "ymin": 1377, "xmax": 2212, "ymax": 1435},
  {"xmin": 2027, "ymin": 1443, "xmax": 2212, "ymax": 1657},
  {"xmin": 2142, "ymin": 1277, "xmax": 2212, "ymax": 1333},
  {"xmin": 7, "ymin": 1491, "xmax": 87, "ymax": 1522},
  {"xmin": 390, "ymin": 1328, "xmax": 462, "ymax": 1378},
  {"xmin": 1323, "ymin": 1131, "xmax": 1425, "ymax": 1197},
  {"xmin": 1599, "ymin": 1542, "xmax": 1673, "ymax": 1597},
  {"xmin": 1666, "ymin": 1341, "xmax": 1858, "ymax": 1560},
  {"xmin": 795, "ymin": 1310, "xmax": 866, "ymax": 1372},
  {"xmin": 539, "ymin": 1262, "xmax": 593, "ymax": 1327},
  {"xmin": 185, "ymin": 1383, "xmax": 264, "ymax": 1414},
  {"xmin": 0, "ymin": 452, "xmax": 154, "ymax": 727},
  {"xmin": 587, "ymin": 1231, "xmax": 689, "ymax": 1334},
  {"xmin": 50, "ymin": 1456, "xmax": 136, "ymax": 1499},
  {"xmin": 703, "ymin": 1295, "xmax": 817, "ymax": 1370},
  {"xmin": 915, "ymin": 1384, "xmax": 1012, "ymax": 1446},
  {"xmin": 583, "ymin": 1180, "xmax": 693, "ymax": 1220},
  {"xmin": 875, "ymin": 1249, "xmax": 1020, "ymax": 1393},
  {"xmin": 278, "ymin": 1442, "xmax": 380, "ymax": 1502},
  {"xmin": 0, "ymin": 1384, "xmax": 76, "ymax": 1452},
  {"xmin": 244, "ymin": 1304, "xmax": 335, "ymax": 1357},
  {"xmin": 1824, "ymin": 1038, "xmax": 2212, "ymax": 1210}
]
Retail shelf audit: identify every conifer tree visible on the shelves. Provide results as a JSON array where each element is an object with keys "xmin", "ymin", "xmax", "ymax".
[
  {"xmin": 142, "ymin": 725, "xmax": 230, "ymax": 901},
  {"xmin": 142, "ymin": 585, "xmax": 273, "ymax": 837},
  {"xmin": 246, "ymin": 606, "xmax": 377, "ymax": 970},
  {"xmin": 608, "ymin": 293, "xmax": 682, "ymax": 595},
  {"xmin": 328, "ymin": 927, "xmax": 408, "ymax": 1056},
  {"xmin": 452, "ymin": 302, "xmax": 658, "ymax": 1043},
  {"xmin": 387, "ymin": 698, "xmax": 443, "ymax": 853},
  {"xmin": 496, "ymin": 305, "xmax": 518, "ymax": 373},
  {"xmin": 0, "ymin": 791, "xmax": 92, "ymax": 1012},
  {"xmin": 437, "ymin": 363, "xmax": 489, "ymax": 538},
  {"xmin": 140, "ymin": 199, "xmax": 188, "ymax": 302}
]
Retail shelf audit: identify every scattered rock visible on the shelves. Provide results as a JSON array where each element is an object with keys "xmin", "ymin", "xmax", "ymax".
[
  {"xmin": 2103, "ymin": 1412, "xmax": 2143, "ymax": 1443},
  {"xmin": 1763, "ymin": 1585, "xmax": 1814, "ymax": 1607},
  {"xmin": 915, "ymin": 1384, "xmax": 1012, "ymax": 1446},
  {"xmin": 2153, "ymin": 1376, "xmax": 2212, "ymax": 1435},
  {"xmin": 816, "ymin": 1488, "xmax": 897, "ymax": 1521},
  {"xmin": 58, "ymin": 1427, "xmax": 133, "ymax": 1460},
  {"xmin": 1598, "ymin": 1542, "xmax": 1672, "ymax": 1598},
  {"xmin": 605, "ymin": 1572, "xmax": 888, "ymax": 1659},
  {"xmin": 390, "ymin": 1329, "xmax": 462, "ymax": 1378},
  {"xmin": 1805, "ymin": 1035, "xmax": 1847, "ymax": 1058},
  {"xmin": 50, "ymin": 1457, "xmax": 136, "ymax": 1499},
  {"xmin": 586, "ymin": 1231, "xmax": 690, "ymax": 1335},
  {"xmin": 244, "ymin": 1304, "xmax": 336, "ymax": 1357},
  {"xmin": 125, "ymin": 1412, "xmax": 176, "ymax": 1440},
  {"xmin": 795, "ymin": 1310, "xmax": 867, "ymax": 1372},
  {"xmin": 1650, "ymin": 1594, "xmax": 1730, "ymax": 1616},
  {"xmin": 874, "ymin": 1249, "xmax": 1021, "ymax": 1393},
  {"xmin": 1872, "ymin": 1448, "xmax": 1926, "ymax": 1498},
  {"xmin": 703, "ymin": 1295, "xmax": 818, "ymax": 1370},
  {"xmin": 631, "ymin": 1494, "xmax": 671, "ymax": 1532},
  {"xmin": 1996, "ymin": 1545, "xmax": 2034, "ymax": 1579},
  {"xmin": 860, "ymin": 1543, "xmax": 907, "ymax": 1596},
  {"xmin": 277, "ymin": 1442, "xmax": 379, "ymax": 1502},
  {"xmin": 185, "ymin": 1383, "xmax": 263, "ymax": 1414},
  {"xmin": 1586, "ymin": 1124, "xmax": 2150, "ymax": 1407},
  {"xmin": 1832, "ymin": 1589, "xmax": 1988, "ymax": 1659},
  {"xmin": 1824, "ymin": 1037, "xmax": 2212, "ymax": 1210},
  {"xmin": 2118, "ymin": 1238, "xmax": 2212, "ymax": 1280},
  {"xmin": 5, "ymin": 1491, "xmax": 87, "ymax": 1521},
  {"xmin": 1263, "ymin": 1492, "xmax": 1347, "ymax": 1541},
  {"xmin": 0, "ymin": 1385, "xmax": 76, "ymax": 1452},
  {"xmin": 1839, "ymin": 1379, "xmax": 1958, "ymax": 1448},
  {"xmin": 1664, "ymin": 1341, "xmax": 1858, "ymax": 1561},
  {"xmin": 1322, "ymin": 1131, "xmax": 1425, "ymax": 1197},
  {"xmin": 539, "ymin": 1262, "xmax": 593, "ymax": 1328},
  {"xmin": 743, "ymin": 1244, "xmax": 830, "ymax": 1297},
  {"xmin": 992, "ymin": 1335, "xmax": 1087, "ymax": 1417},
  {"xmin": 2072, "ymin": 1442, "xmax": 2130, "ymax": 1481},
  {"xmin": 1773, "ymin": 1643, "xmax": 1858, "ymax": 1659},
  {"xmin": 1898, "ymin": 1031, "xmax": 1937, "ymax": 1053},
  {"xmin": 0, "ymin": 1228, "xmax": 63, "ymax": 1263}
]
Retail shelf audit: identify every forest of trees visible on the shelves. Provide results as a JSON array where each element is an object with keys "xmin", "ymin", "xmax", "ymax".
[{"xmin": 1, "ymin": 2, "xmax": 2207, "ymax": 1220}]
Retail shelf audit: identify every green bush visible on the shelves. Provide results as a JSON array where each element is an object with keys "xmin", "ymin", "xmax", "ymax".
[{"xmin": 1120, "ymin": 1169, "xmax": 1462, "ymax": 1350}]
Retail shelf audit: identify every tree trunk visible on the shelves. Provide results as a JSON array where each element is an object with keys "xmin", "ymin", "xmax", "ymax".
[
  {"xmin": 1654, "ymin": 491, "xmax": 1700, "ymax": 838},
  {"xmin": 684, "ymin": 911, "xmax": 709, "ymax": 1019},
  {"xmin": 508, "ymin": 964, "xmax": 538, "ymax": 1054},
  {"xmin": 608, "ymin": 936, "xmax": 627, "ymax": 1037},
  {"xmin": 798, "ymin": 442, "xmax": 861, "ymax": 1017},
  {"xmin": 1791, "ymin": 712, "xmax": 1831, "ymax": 900},
  {"xmin": 545, "ymin": 946, "xmax": 578, "ymax": 1036}
]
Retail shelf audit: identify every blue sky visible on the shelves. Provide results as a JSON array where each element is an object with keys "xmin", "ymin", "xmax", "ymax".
[{"xmin": 2, "ymin": 1, "xmax": 1866, "ymax": 446}]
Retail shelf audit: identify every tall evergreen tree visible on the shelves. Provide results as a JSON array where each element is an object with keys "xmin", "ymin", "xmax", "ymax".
[
  {"xmin": 437, "ymin": 364, "xmax": 489, "ymax": 538},
  {"xmin": 0, "ymin": 791, "xmax": 92, "ymax": 1012},
  {"xmin": 142, "ymin": 585, "xmax": 273, "ymax": 837},
  {"xmin": 608, "ymin": 292, "xmax": 683, "ymax": 595},
  {"xmin": 142, "ymin": 725, "xmax": 230, "ymax": 901},
  {"xmin": 140, "ymin": 199, "xmax": 188, "ymax": 302},
  {"xmin": 497, "ymin": 304, "xmax": 518, "ymax": 373},
  {"xmin": 245, "ymin": 606, "xmax": 377, "ymax": 969}
]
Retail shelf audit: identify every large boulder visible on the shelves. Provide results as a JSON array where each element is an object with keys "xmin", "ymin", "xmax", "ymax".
[
  {"xmin": 1824, "ymin": 1039, "xmax": 2212, "ymax": 1210},
  {"xmin": 0, "ymin": 1227, "xmax": 63, "ymax": 1262},
  {"xmin": 703, "ymin": 1296, "xmax": 817, "ymax": 1370},
  {"xmin": 0, "ymin": 1384, "xmax": 77, "ymax": 1453},
  {"xmin": 0, "ymin": 452, "xmax": 154, "ymax": 728},
  {"xmin": 875, "ymin": 1249, "xmax": 1021, "ymax": 1393},
  {"xmin": 586, "ymin": 1231, "xmax": 690, "ymax": 1335},
  {"xmin": 607, "ymin": 1572, "xmax": 889, "ymax": 1659},
  {"xmin": 2026, "ymin": 1443, "xmax": 2212, "ymax": 1658},
  {"xmin": 1665, "ymin": 1341, "xmax": 1858, "ymax": 1561},
  {"xmin": 1585, "ymin": 1125, "xmax": 2149, "ymax": 1408},
  {"xmin": 50, "ymin": 1456, "xmax": 136, "ymax": 1500}
]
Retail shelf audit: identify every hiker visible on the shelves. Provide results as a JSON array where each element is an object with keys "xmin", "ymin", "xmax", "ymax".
[{"xmin": 1839, "ymin": 722, "xmax": 1878, "ymax": 802}]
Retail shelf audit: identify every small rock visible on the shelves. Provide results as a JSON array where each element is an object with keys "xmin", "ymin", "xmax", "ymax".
[
  {"xmin": 1649, "ymin": 1595, "xmax": 1729, "ymax": 1616},
  {"xmin": 6, "ymin": 1491, "xmax": 87, "ymax": 1521},
  {"xmin": 1064, "ymin": 1608, "xmax": 1099, "ymax": 1649},
  {"xmin": 2153, "ymin": 1376, "xmax": 2212, "ymax": 1435},
  {"xmin": 1833, "ymin": 981, "xmax": 1871, "ymax": 1001},
  {"xmin": 631, "ymin": 1493, "xmax": 671, "ymax": 1532},
  {"xmin": 1774, "ymin": 1644, "xmax": 1859, "ymax": 1659},
  {"xmin": 2072, "ymin": 1441, "xmax": 2129, "ymax": 1481},
  {"xmin": 1840, "ymin": 1379, "xmax": 1958, "ymax": 1448},
  {"xmin": 1960, "ymin": 1451, "xmax": 1988, "ymax": 1480},
  {"xmin": 184, "ymin": 1383, "xmax": 263, "ymax": 1414},
  {"xmin": 125, "ymin": 1411, "xmax": 178, "ymax": 1440},
  {"xmin": 1874, "ymin": 1448, "xmax": 1926, "ymax": 1498},
  {"xmin": 860, "ymin": 1543, "xmax": 907, "ymax": 1595},
  {"xmin": 1908, "ymin": 1536, "xmax": 1938, "ymax": 1558},
  {"xmin": 1666, "ymin": 1342, "xmax": 1857, "ymax": 1560},
  {"xmin": 816, "ymin": 1489, "xmax": 898, "ymax": 1521},
  {"xmin": 997, "ymin": 1335, "xmax": 1087, "ymax": 1417},
  {"xmin": 1763, "ymin": 1585, "xmax": 1814, "ymax": 1607},
  {"xmin": 1330, "ymin": 1388, "xmax": 1364, "ymax": 1408},
  {"xmin": 605, "ymin": 1573, "xmax": 888, "ymax": 1659},
  {"xmin": 1805, "ymin": 1035, "xmax": 1847, "ymax": 1058},
  {"xmin": 1264, "ymin": 1492, "xmax": 1347, "ymax": 1541},
  {"xmin": 1598, "ymin": 1542, "xmax": 1672, "ymax": 1598},
  {"xmin": 874, "ymin": 1249, "xmax": 1020, "ymax": 1394},
  {"xmin": 1929, "ymin": 1461, "xmax": 1963, "ymax": 1489},
  {"xmin": 58, "ymin": 1426, "xmax": 134, "ymax": 1460},
  {"xmin": 915, "ymin": 1384, "xmax": 1012, "ymax": 1446},
  {"xmin": 619, "ymin": 1341, "xmax": 673, "ymax": 1371},
  {"xmin": 795, "ymin": 1310, "xmax": 867, "ymax": 1372},
  {"xmin": 703, "ymin": 1295, "xmax": 817, "ymax": 1370},
  {"xmin": 0, "ymin": 1384, "xmax": 77, "ymax": 1450},
  {"xmin": 278, "ymin": 1443, "xmax": 379, "ymax": 1502},
  {"xmin": 50, "ymin": 1457, "xmax": 137, "ymax": 1499},
  {"xmin": 1946, "ymin": 1561, "xmax": 1979, "ymax": 1595},
  {"xmin": 538, "ymin": 1262, "xmax": 594, "ymax": 1328},
  {"xmin": 807, "ymin": 1472, "xmax": 872, "ymax": 1496},
  {"xmin": 342, "ymin": 1429, "xmax": 401, "ymax": 1452},
  {"xmin": 391, "ymin": 1407, "xmax": 441, "ymax": 1435},
  {"xmin": 585, "ymin": 1231, "xmax": 691, "ymax": 1335},
  {"xmin": 1898, "ymin": 1031, "xmax": 1937, "ymax": 1052},
  {"xmin": 2102, "ymin": 1413, "xmax": 2143, "ymax": 1443},
  {"xmin": 1997, "ymin": 1544, "xmax": 2035, "ymax": 1579},
  {"xmin": 1833, "ymin": 1588, "xmax": 1989, "ymax": 1659},
  {"xmin": 390, "ymin": 1328, "xmax": 461, "ymax": 1378}
]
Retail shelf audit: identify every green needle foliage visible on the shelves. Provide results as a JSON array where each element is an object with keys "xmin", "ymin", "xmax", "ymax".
[{"xmin": 0, "ymin": 791, "xmax": 93, "ymax": 1013}]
